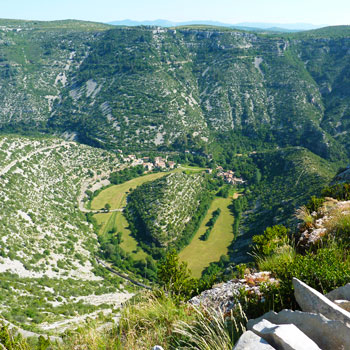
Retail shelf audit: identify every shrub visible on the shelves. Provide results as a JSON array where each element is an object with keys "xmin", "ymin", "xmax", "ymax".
[
  {"xmin": 325, "ymin": 213, "xmax": 350, "ymax": 246},
  {"xmin": 157, "ymin": 250, "xmax": 198, "ymax": 301},
  {"xmin": 305, "ymin": 196, "xmax": 325, "ymax": 213},
  {"xmin": 322, "ymin": 183, "xmax": 350, "ymax": 201},
  {"xmin": 272, "ymin": 245, "xmax": 350, "ymax": 310},
  {"xmin": 256, "ymin": 244, "xmax": 296, "ymax": 273},
  {"xmin": 252, "ymin": 225, "xmax": 290, "ymax": 257}
]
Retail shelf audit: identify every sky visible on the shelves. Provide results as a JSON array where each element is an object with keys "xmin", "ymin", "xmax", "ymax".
[{"xmin": 1, "ymin": 0, "xmax": 349, "ymax": 26}]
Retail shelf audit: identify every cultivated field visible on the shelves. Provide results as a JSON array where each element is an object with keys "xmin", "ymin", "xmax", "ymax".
[
  {"xmin": 94, "ymin": 211, "xmax": 148, "ymax": 260},
  {"xmin": 179, "ymin": 196, "xmax": 235, "ymax": 278},
  {"xmin": 91, "ymin": 172, "xmax": 169, "ymax": 210}
]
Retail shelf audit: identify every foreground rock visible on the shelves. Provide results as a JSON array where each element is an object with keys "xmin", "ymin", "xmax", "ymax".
[
  {"xmin": 247, "ymin": 309, "xmax": 350, "ymax": 350},
  {"xmin": 249, "ymin": 319, "xmax": 321, "ymax": 350},
  {"xmin": 293, "ymin": 278, "xmax": 350, "ymax": 326},
  {"xmin": 233, "ymin": 330, "xmax": 275, "ymax": 350},
  {"xmin": 233, "ymin": 279, "xmax": 350, "ymax": 349}
]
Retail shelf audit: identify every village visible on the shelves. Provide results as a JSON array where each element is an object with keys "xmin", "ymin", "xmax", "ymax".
[
  {"xmin": 118, "ymin": 150, "xmax": 246, "ymax": 185},
  {"xmin": 121, "ymin": 152, "xmax": 176, "ymax": 171},
  {"xmin": 215, "ymin": 166, "xmax": 246, "ymax": 185}
]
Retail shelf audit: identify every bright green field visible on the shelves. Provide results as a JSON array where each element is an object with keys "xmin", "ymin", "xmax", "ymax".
[
  {"xmin": 91, "ymin": 172, "xmax": 169, "ymax": 210},
  {"xmin": 179, "ymin": 196, "xmax": 235, "ymax": 278},
  {"xmin": 94, "ymin": 211, "xmax": 148, "ymax": 260}
]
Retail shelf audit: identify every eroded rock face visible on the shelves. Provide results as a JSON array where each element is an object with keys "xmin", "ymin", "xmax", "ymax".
[
  {"xmin": 233, "ymin": 330, "xmax": 275, "ymax": 350},
  {"xmin": 296, "ymin": 199, "xmax": 350, "ymax": 249},
  {"xmin": 249, "ymin": 319, "xmax": 321, "ymax": 350},
  {"xmin": 293, "ymin": 278, "xmax": 350, "ymax": 326}
]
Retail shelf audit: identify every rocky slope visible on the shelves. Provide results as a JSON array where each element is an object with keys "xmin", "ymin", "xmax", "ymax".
[
  {"xmin": 0, "ymin": 135, "xmax": 133, "ymax": 332},
  {"xmin": 236, "ymin": 279, "xmax": 350, "ymax": 350},
  {"xmin": 1, "ymin": 20, "xmax": 350, "ymax": 159}
]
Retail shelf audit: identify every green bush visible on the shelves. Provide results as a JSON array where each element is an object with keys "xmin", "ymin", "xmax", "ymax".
[
  {"xmin": 157, "ymin": 250, "xmax": 198, "ymax": 301},
  {"xmin": 271, "ymin": 245, "xmax": 350, "ymax": 310},
  {"xmin": 305, "ymin": 196, "xmax": 325, "ymax": 213},
  {"xmin": 252, "ymin": 225, "xmax": 290, "ymax": 257},
  {"xmin": 322, "ymin": 183, "xmax": 350, "ymax": 201},
  {"xmin": 329, "ymin": 214, "xmax": 350, "ymax": 246}
]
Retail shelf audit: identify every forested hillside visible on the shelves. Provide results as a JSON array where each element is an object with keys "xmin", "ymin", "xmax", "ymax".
[
  {"xmin": 125, "ymin": 172, "xmax": 209, "ymax": 251},
  {"xmin": 0, "ymin": 19, "xmax": 349, "ymax": 161}
]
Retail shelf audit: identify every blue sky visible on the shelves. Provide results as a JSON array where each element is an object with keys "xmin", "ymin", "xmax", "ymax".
[{"xmin": 1, "ymin": 0, "xmax": 349, "ymax": 25}]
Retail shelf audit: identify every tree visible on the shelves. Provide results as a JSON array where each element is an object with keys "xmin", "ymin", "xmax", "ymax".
[
  {"xmin": 254, "ymin": 168, "xmax": 262, "ymax": 184},
  {"xmin": 157, "ymin": 250, "xmax": 197, "ymax": 301},
  {"xmin": 104, "ymin": 203, "xmax": 111, "ymax": 212}
]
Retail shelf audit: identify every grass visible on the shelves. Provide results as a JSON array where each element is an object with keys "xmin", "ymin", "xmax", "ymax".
[
  {"xmin": 91, "ymin": 172, "xmax": 171, "ymax": 210},
  {"xmin": 179, "ymin": 196, "xmax": 235, "ymax": 278},
  {"xmin": 92, "ymin": 171, "xmax": 178, "ymax": 260},
  {"xmin": 256, "ymin": 244, "xmax": 296, "ymax": 272},
  {"xmin": 6, "ymin": 292, "xmax": 240, "ymax": 350},
  {"xmin": 91, "ymin": 172, "xmax": 171, "ymax": 260},
  {"xmin": 94, "ymin": 211, "xmax": 148, "ymax": 260},
  {"xmin": 117, "ymin": 212, "xmax": 148, "ymax": 260}
]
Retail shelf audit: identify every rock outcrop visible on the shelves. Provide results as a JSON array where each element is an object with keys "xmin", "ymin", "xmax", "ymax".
[
  {"xmin": 247, "ymin": 309, "xmax": 350, "ymax": 350},
  {"xmin": 297, "ymin": 198, "xmax": 350, "ymax": 249},
  {"xmin": 190, "ymin": 272, "xmax": 278, "ymax": 314},
  {"xmin": 234, "ymin": 278, "xmax": 350, "ymax": 350},
  {"xmin": 293, "ymin": 278, "xmax": 350, "ymax": 326}
]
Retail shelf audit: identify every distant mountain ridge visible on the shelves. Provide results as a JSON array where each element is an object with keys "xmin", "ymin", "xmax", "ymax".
[{"xmin": 108, "ymin": 19, "xmax": 327, "ymax": 32}]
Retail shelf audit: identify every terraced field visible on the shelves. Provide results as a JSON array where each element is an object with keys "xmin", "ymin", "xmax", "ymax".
[{"xmin": 179, "ymin": 196, "xmax": 235, "ymax": 278}]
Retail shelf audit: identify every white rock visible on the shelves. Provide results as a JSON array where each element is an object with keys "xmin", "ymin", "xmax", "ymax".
[
  {"xmin": 233, "ymin": 330, "xmax": 275, "ymax": 349},
  {"xmin": 152, "ymin": 346, "xmax": 164, "ymax": 350},
  {"xmin": 250, "ymin": 319, "xmax": 321, "ymax": 350},
  {"xmin": 293, "ymin": 278, "xmax": 350, "ymax": 326},
  {"xmin": 326, "ymin": 283, "xmax": 350, "ymax": 301},
  {"xmin": 248, "ymin": 309, "xmax": 350, "ymax": 350}
]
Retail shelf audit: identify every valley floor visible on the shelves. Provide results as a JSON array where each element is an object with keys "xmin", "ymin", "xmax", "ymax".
[{"xmin": 179, "ymin": 195, "xmax": 235, "ymax": 277}]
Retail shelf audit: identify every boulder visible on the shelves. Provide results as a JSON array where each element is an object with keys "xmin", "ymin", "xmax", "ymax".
[
  {"xmin": 326, "ymin": 283, "xmax": 350, "ymax": 301},
  {"xmin": 249, "ymin": 319, "xmax": 321, "ymax": 350},
  {"xmin": 152, "ymin": 347, "xmax": 164, "ymax": 350},
  {"xmin": 293, "ymin": 278, "xmax": 350, "ymax": 326},
  {"xmin": 248, "ymin": 309, "xmax": 350, "ymax": 350},
  {"xmin": 233, "ymin": 330, "xmax": 275, "ymax": 350}
]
